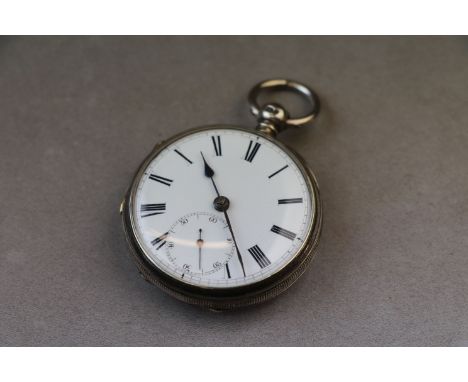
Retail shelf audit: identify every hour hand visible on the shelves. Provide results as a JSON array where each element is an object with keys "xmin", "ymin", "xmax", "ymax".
[
  {"xmin": 200, "ymin": 151, "xmax": 214, "ymax": 178},
  {"xmin": 201, "ymin": 151, "xmax": 220, "ymax": 195}
]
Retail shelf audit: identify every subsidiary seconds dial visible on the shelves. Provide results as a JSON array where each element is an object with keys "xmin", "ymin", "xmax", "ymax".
[{"xmin": 164, "ymin": 212, "xmax": 234, "ymax": 279}]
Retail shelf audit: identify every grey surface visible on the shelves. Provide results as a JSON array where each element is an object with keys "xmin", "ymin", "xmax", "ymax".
[{"xmin": 1, "ymin": 36, "xmax": 468, "ymax": 346}]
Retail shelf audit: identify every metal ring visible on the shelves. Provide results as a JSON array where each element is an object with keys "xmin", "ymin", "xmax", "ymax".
[{"xmin": 248, "ymin": 79, "xmax": 320, "ymax": 126}]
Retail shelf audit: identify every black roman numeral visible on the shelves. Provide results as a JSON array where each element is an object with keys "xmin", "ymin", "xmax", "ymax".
[
  {"xmin": 248, "ymin": 244, "xmax": 271, "ymax": 269},
  {"xmin": 149, "ymin": 174, "xmax": 173, "ymax": 186},
  {"xmin": 225, "ymin": 263, "xmax": 231, "ymax": 279},
  {"xmin": 212, "ymin": 135, "xmax": 222, "ymax": 156},
  {"xmin": 151, "ymin": 232, "xmax": 169, "ymax": 249},
  {"xmin": 174, "ymin": 149, "xmax": 193, "ymax": 164},
  {"xmin": 271, "ymin": 225, "xmax": 296, "ymax": 240},
  {"xmin": 140, "ymin": 203, "xmax": 166, "ymax": 218},
  {"xmin": 278, "ymin": 198, "xmax": 303, "ymax": 204},
  {"xmin": 268, "ymin": 165, "xmax": 288, "ymax": 178},
  {"xmin": 244, "ymin": 140, "xmax": 261, "ymax": 162}
]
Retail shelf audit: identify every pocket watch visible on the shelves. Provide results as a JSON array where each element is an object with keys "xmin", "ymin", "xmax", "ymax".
[{"xmin": 120, "ymin": 79, "xmax": 322, "ymax": 310}]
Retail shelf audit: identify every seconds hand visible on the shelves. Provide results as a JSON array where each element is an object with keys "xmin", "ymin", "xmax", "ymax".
[
  {"xmin": 200, "ymin": 152, "xmax": 246, "ymax": 277},
  {"xmin": 197, "ymin": 228, "xmax": 203, "ymax": 270}
]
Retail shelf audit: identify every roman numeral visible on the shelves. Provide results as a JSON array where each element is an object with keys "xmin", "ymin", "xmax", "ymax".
[
  {"xmin": 271, "ymin": 225, "xmax": 296, "ymax": 240},
  {"xmin": 149, "ymin": 174, "xmax": 173, "ymax": 186},
  {"xmin": 211, "ymin": 135, "xmax": 222, "ymax": 156},
  {"xmin": 268, "ymin": 165, "xmax": 288, "ymax": 178},
  {"xmin": 140, "ymin": 203, "xmax": 166, "ymax": 218},
  {"xmin": 248, "ymin": 244, "xmax": 271, "ymax": 269},
  {"xmin": 174, "ymin": 149, "xmax": 193, "ymax": 164},
  {"xmin": 278, "ymin": 198, "xmax": 303, "ymax": 204},
  {"xmin": 151, "ymin": 232, "xmax": 169, "ymax": 249},
  {"xmin": 244, "ymin": 140, "xmax": 261, "ymax": 162},
  {"xmin": 225, "ymin": 263, "xmax": 231, "ymax": 279}
]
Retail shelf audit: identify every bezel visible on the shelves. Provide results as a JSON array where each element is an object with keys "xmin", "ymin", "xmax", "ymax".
[{"xmin": 121, "ymin": 125, "xmax": 322, "ymax": 309}]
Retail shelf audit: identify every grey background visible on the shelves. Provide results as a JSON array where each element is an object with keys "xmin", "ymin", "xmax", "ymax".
[{"xmin": 1, "ymin": 37, "xmax": 467, "ymax": 346}]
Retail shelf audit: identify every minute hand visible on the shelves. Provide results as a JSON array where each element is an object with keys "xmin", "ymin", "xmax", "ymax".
[
  {"xmin": 200, "ymin": 152, "xmax": 246, "ymax": 277},
  {"xmin": 222, "ymin": 209, "xmax": 246, "ymax": 277}
]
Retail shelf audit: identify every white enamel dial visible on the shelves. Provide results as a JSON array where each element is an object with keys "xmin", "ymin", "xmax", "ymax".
[{"xmin": 132, "ymin": 127, "xmax": 315, "ymax": 288}]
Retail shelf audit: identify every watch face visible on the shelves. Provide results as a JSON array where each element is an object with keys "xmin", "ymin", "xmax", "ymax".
[{"xmin": 130, "ymin": 126, "xmax": 316, "ymax": 289}]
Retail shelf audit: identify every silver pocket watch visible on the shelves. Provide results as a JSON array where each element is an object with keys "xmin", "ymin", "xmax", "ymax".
[{"xmin": 120, "ymin": 79, "xmax": 322, "ymax": 310}]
